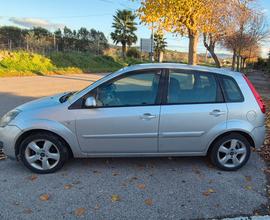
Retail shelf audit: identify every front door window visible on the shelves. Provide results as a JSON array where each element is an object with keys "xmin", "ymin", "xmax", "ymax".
[{"xmin": 92, "ymin": 70, "xmax": 161, "ymax": 107}]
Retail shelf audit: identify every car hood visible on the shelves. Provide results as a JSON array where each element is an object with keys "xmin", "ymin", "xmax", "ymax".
[{"xmin": 16, "ymin": 92, "xmax": 67, "ymax": 111}]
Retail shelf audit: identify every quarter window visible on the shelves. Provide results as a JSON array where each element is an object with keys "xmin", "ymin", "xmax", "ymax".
[
  {"xmin": 92, "ymin": 70, "xmax": 161, "ymax": 107},
  {"xmin": 220, "ymin": 76, "xmax": 244, "ymax": 102},
  {"xmin": 167, "ymin": 70, "xmax": 221, "ymax": 104}
]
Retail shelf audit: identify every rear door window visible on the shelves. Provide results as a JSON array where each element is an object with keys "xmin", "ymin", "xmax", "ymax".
[{"xmin": 167, "ymin": 70, "xmax": 222, "ymax": 104}]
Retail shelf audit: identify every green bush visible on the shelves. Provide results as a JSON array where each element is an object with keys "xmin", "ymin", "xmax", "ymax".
[{"xmin": 126, "ymin": 48, "xmax": 140, "ymax": 59}]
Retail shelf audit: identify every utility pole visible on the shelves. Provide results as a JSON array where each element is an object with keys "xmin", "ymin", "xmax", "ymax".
[
  {"xmin": 53, "ymin": 33, "xmax": 56, "ymax": 51},
  {"xmin": 26, "ymin": 38, "xmax": 29, "ymax": 51},
  {"xmin": 8, "ymin": 39, "xmax": 12, "ymax": 50},
  {"xmin": 150, "ymin": 22, "xmax": 154, "ymax": 62},
  {"xmin": 97, "ymin": 36, "xmax": 100, "ymax": 55}
]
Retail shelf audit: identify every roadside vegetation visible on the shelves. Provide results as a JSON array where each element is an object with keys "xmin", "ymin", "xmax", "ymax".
[
  {"xmin": 0, "ymin": 50, "xmax": 145, "ymax": 77},
  {"xmin": 0, "ymin": 1, "xmax": 269, "ymax": 77}
]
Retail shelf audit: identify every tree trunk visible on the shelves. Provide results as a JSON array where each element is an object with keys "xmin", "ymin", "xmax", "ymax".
[
  {"xmin": 203, "ymin": 33, "xmax": 221, "ymax": 68},
  {"xmin": 236, "ymin": 55, "xmax": 240, "ymax": 72},
  {"xmin": 211, "ymin": 52, "xmax": 221, "ymax": 68},
  {"xmin": 242, "ymin": 58, "xmax": 246, "ymax": 69},
  {"xmin": 188, "ymin": 30, "xmax": 199, "ymax": 65},
  {"xmin": 159, "ymin": 51, "xmax": 164, "ymax": 63},
  {"xmin": 232, "ymin": 50, "xmax": 236, "ymax": 71},
  {"xmin": 121, "ymin": 43, "xmax": 127, "ymax": 58}
]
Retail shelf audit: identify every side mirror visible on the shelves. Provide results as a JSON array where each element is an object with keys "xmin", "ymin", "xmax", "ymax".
[{"xmin": 85, "ymin": 96, "xmax": 97, "ymax": 108}]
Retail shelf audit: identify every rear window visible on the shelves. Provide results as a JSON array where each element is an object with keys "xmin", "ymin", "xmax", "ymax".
[{"xmin": 220, "ymin": 76, "xmax": 244, "ymax": 102}]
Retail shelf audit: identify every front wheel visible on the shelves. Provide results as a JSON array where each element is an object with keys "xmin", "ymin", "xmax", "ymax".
[
  {"xmin": 210, "ymin": 133, "xmax": 251, "ymax": 171},
  {"xmin": 20, "ymin": 132, "xmax": 69, "ymax": 174}
]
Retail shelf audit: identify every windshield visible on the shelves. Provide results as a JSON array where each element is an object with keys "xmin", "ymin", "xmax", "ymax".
[{"xmin": 62, "ymin": 70, "xmax": 124, "ymax": 103}]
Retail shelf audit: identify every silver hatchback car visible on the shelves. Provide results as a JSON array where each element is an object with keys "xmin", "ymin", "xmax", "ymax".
[{"xmin": 0, "ymin": 63, "xmax": 266, "ymax": 173}]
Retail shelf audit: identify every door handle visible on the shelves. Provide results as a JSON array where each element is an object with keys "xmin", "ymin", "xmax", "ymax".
[
  {"xmin": 140, "ymin": 113, "xmax": 157, "ymax": 120},
  {"xmin": 209, "ymin": 109, "xmax": 226, "ymax": 117}
]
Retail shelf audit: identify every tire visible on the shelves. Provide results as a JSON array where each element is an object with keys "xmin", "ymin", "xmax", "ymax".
[
  {"xmin": 210, "ymin": 133, "xmax": 251, "ymax": 171},
  {"xmin": 20, "ymin": 132, "xmax": 69, "ymax": 174}
]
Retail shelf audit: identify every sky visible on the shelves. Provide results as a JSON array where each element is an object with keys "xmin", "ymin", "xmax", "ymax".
[{"xmin": 0, "ymin": 0, "xmax": 269, "ymax": 57}]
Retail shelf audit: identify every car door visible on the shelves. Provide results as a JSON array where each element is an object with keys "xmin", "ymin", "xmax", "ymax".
[
  {"xmin": 73, "ymin": 69, "xmax": 163, "ymax": 153},
  {"xmin": 159, "ymin": 69, "xmax": 228, "ymax": 153}
]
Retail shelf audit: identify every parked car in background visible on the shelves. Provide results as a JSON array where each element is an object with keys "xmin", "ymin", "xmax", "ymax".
[{"xmin": 0, "ymin": 63, "xmax": 266, "ymax": 173}]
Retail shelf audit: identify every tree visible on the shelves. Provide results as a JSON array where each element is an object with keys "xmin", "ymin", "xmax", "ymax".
[
  {"xmin": 111, "ymin": 9, "xmax": 137, "ymax": 58},
  {"xmin": 201, "ymin": 0, "xmax": 237, "ymax": 68},
  {"xmin": 89, "ymin": 29, "xmax": 109, "ymax": 55},
  {"xmin": 77, "ymin": 27, "xmax": 90, "ymax": 51},
  {"xmin": 138, "ymin": 0, "xmax": 212, "ymax": 65},
  {"xmin": 24, "ymin": 31, "xmax": 52, "ymax": 53},
  {"xmin": 267, "ymin": 51, "xmax": 270, "ymax": 69},
  {"xmin": 222, "ymin": 1, "xmax": 269, "ymax": 71},
  {"xmin": 63, "ymin": 26, "xmax": 76, "ymax": 51},
  {"xmin": 32, "ymin": 27, "xmax": 51, "ymax": 38},
  {"xmin": 54, "ymin": 29, "xmax": 63, "ymax": 51},
  {"xmin": 0, "ymin": 26, "xmax": 25, "ymax": 49},
  {"xmin": 241, "ymin": 41, "xmax": 260, "ymax": 68},
  {"xmin": 154, "ymin": 32, "xmax": 167, "ymax": 62},
  {"xmin": 0, "ymin": 25, "xmax": 109, "ymax": 54}
]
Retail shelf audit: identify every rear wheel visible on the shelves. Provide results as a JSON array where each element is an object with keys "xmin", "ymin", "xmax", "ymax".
[
  {"xmin": 20, "ymin": 132, "xmax": 69, "ymax": 174},
  {"xmin": 210, "ymin": 133, "xmax": 251, "ymax": 171}
]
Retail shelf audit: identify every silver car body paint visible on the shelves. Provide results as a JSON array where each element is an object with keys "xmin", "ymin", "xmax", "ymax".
[{"xmin": 0, "ymin": 63, "xmax": 265, "ymax": 160}]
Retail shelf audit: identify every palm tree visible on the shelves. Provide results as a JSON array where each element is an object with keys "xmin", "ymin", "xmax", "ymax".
[
  {"xmin": 111, "ymin": 10, "xmax": 137, "ymax": 58},
  {"xmin": 154, "ymin": 33, "xmax": 167, "ymax": 62}
]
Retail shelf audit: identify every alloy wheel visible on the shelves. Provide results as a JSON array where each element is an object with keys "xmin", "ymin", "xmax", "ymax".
[
  {"xmin": 25, "ymin": 139, "xmax": 60, "ymax": 171},
  {"xmin": 217, "ymin": 139, "xmax": 247, "ymax": 168}
]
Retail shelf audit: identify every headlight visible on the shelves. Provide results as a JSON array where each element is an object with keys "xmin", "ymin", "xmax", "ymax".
[{"xmin": 0, "ymin": 110, "xmax": 21, "ymax": 127}]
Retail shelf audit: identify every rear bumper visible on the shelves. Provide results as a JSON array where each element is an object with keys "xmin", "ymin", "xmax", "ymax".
[
  {"xmin": 0, "ymin": 125, "xmax": 22, "ymax": 160},
  {"xmin": 251, "ymin": 125, "xmax": 266, "ymax": 148}
]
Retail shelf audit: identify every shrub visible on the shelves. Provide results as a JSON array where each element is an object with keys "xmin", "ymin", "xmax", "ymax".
[
  {"xmin": 0, "ymin": 51, "xmax": 54, "ymax": 72},
  {"xmin": 126, "ymin": 48, "xmax": 140, "ymax": 59}
]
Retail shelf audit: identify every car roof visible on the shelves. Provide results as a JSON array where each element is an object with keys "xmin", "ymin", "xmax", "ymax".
[{"xmin": 119, "ymin": 63, "xmax": 242, "ymax": 77}]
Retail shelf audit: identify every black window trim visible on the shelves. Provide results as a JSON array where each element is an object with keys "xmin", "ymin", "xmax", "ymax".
[
  {"xmin": 68, "ymin": 68, "xmax": 166, "ymax": 109},
  {"xmin": 161, "ymin": 68, "xmax": 225, "ymax": 106}
]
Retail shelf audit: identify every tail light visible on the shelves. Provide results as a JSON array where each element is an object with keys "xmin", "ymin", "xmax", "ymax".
[{"xmin": 243, "ymin": 74, "xmax": 266, "ymax": 114}]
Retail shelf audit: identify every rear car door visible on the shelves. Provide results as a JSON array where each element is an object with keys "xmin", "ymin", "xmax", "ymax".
[
  {"xmin": 73, "ymin": 69, "xmax": 163, "ymax": 153},
  {"xmin": 159, "ymin": 69, "xmax": 228, "ymax": 153}
]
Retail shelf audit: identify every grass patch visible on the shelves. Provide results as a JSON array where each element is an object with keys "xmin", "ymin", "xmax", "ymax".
[
  {"xmin": 49, "ymin": 52, "xmax": 123, "ymax": 73},
  {"xmin": 0, "ymin": 50, "xmax": 127, "ymax": 77}
]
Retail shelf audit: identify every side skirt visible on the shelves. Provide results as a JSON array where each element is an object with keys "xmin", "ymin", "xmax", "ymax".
[{"xmin": 74, "ymin": 151, "xmax": 207, "ymax": 158}]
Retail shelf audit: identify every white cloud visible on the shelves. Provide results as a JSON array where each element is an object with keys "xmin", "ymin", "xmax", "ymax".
[
  {"xmin": 262, "ymin": 9, "xmax": 269, "ymax": 14},
  {"xmin": 9, "ymin": 17, "xmax": 64, "ymax": 30}
]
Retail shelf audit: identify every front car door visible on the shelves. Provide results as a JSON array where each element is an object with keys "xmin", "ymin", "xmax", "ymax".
[
  {"xmin": 159, "ymin": 69, "xmax": 228, "ymax": 154},
  {"xmin": 73, "ymin": 69, "xmax": 163, "ymax": 154}
]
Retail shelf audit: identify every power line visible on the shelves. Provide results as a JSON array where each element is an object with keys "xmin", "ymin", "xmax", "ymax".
[{"xmin": 0, "ymin": 13, "xmax": 113, "ymax": 20}]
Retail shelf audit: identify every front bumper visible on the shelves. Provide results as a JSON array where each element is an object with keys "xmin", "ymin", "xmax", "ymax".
[
  {"xmin": 0, "ymin": 125, "xmax": 22, "ymax": 159},
  {"xmin": 251, "ymin": 125, "xmax": 266, "ymax": 148}
]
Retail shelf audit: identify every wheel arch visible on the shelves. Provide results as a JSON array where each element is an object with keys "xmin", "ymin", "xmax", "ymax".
[
  {"xmin": 207, "ymin": 130, "xmax": 255, "ymax": 155},
  {"xmin": 15, "ymin": 129, "xmax": 74, "ymax": 159}
]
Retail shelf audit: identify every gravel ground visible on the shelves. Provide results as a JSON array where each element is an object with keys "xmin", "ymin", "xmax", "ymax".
[
  {"xmin": 0, "ymin": 154, "xmax": 267, "ymax": 219},
  {"xmin": 0, "ymin": 73, "xmax": 268, "ymax": 219}
]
